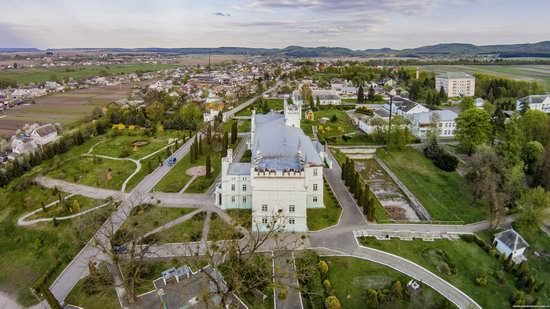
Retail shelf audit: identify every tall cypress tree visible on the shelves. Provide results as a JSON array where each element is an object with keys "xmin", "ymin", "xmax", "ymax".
[
  {"xmin": 341, "ymin": 159, "xmax": 347, "ymax": 181},
  {"xmin": 357, "ymin": 85, "xmax": 365, "ymax": 104},
  {"xmin": 198, "ymin": 136, "xmax": 203, "ymax": 155},
  {"xmin": 222, "ymin": 132, "xmax": 229, "ymax": 157},
  {"xmin": 206, "ymin": 155, "xmax": 212, "ymax": 178},
  {"xmin": 354, "ymin": 171, "xmax": 361, "ymax": 196},
  {"xmin": 39, "ymin": 282, "xmax": 62, "ymax": 309},
  {"xmin": 231, "ymin": 121, "xmax": 238, "ymax": 144}
]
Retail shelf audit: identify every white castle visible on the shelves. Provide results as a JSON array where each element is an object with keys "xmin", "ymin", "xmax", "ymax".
[{"xmin": 215, "ymin": 97, "xmax": 327, "ymax": 232}]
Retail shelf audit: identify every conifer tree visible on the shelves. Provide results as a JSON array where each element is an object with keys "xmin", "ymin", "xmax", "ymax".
[
  {"xmin": 231, "ymin": 121, "xmax": 238, "ymax": 144},
  {"xmin": 206, "ymin": 155, "xmax": 212, "ymax": 178},
  {"xmin": 198, "ymin": 136, "xmax": 203, "ymax": 155}
]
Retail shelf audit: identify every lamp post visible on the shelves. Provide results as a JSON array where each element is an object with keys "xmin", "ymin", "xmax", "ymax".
[{"xmin": 388, "ymin": 94, "xmax": 393, "ymax": 135}]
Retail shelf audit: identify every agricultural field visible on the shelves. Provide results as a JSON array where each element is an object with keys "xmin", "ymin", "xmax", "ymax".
[
  {"xmin": 0, "ymin": 64, "xmax": 180, "ymax": 85},
  {"xmin": 377, "ymin": 147, "xmax": 487, "ymax": 223},
  {"xmin": 0, "ymin": 84, "xmax": 134, "ymax": 137},
  {"xmin": 325, "ymin": 256, "xmax": 451, "ymax": 308},
  {"xmin": 418, "ymin": 65, "xmax": 550, "ymax": 91}
]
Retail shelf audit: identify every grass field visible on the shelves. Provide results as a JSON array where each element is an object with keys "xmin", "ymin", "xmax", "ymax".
[
  {"xmin": 307, "ymin": 182, "xmax": 342, "ymax": 231},
  {"xmin": 0, "ymin": 180, "xmax": 112, "ymax": 306},
  {"xmin": 0, "ymin": 64, "xmax": 180, "ymax": 85},
  {"xmin": 325, "ymin": 256, "xmax": 451, "ymax": 308},
  {"xmin": 46, "ymin": 155, "xmax": 137, "ymax": 191},
  {"xmin": 377, "ymin": 147, "xmax": 487, "ymax": 223},
  {"xmin": 91, "ymin": 131, "xmax": 182, "ymax": 160},
  {"xmin": 359, "ymin": 237, "xmax": 532, "ymax": 309},
  {"xmin": 207, "ymin": 212, "xmax": 243, "ymax": 241},
  {"xmin": 418, "ymin": 65, "xmax": 550, "ymax": 91},
  {"xmin": 29, "ymin": 194, "xmax": 104, "ymax": 220},
  {"xmin": 301, "ymin": 108, "xmax": 356, "ymax": 140},
  {"xmin": 119, "ymin": 204, "xmax": 196, "ymax": 240},
  {"xmin": 236, "ymin": 98, "xmax": 285, "ymax": 116},
  {"xmin": 158, "ymin": 211, "xmax": 204, "ymax": 243}
]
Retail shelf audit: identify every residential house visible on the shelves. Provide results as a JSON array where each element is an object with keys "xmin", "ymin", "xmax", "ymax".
[
  {"xmin": 358, "ymin": 109, "xmax": 391, "ymax": 134},
  {"xmin": 410, "ymin": 110, "xmax": 458, "ymax": 139},
  {"xmin": 517, "ymin": 94, "xmax": 550, "ymax": 113},
  {"xmin": 11, "ymin": 136, "xmax": 38, "ymax": 154},
  {"xmin": 474, "ymin": 98, "xmax": 486, "ymax": 109},
  {"xmin": 30, "ymin": 124, "xmax": 58, "ymax": 146},
  {"xmin": 385, "ymin": 97, "xmax": 429, "ymax": 117},
  {"xmin": 292, "ymin": 89, "xmax": 341, "ymax": 106},
  {"xmin": 493, "ymin": 229, "xmax": 529, "ymax": 264}
]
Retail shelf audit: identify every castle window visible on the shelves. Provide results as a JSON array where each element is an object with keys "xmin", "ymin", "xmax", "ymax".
[
  {"xmin": 262, "ymin": 217, "xmax": 268, "ymax": 224},
  {"xmin": 262, "ymin": 204, "xmax": 268, "ymax": 212},
  {"xmin": 243, "ymin": 196, "xmax": 247, "ymax": 203},
  {"xmin": 313, "ymin": 196, "xmax": 318, "ymax": 202},
  {"xmin": 313, "ymin": 169, "xmax": 318, "ymax": 176},
  {"xmin": 313, "ymin": 183, "xmax": 318, "ymax": 191},
  {"xmin": 231, "ymin": 196, "xmax": 235, "ymax": 203},
  {"xmin": 231, "ymin": 184, "xmax": 235, "ymax": 191},
  {"xmin": 289, "ymin": 205, "xmax": 295, "ymax": 213},
  {"xmin": 243, "ymin": 184, "xmax": 247, "ymax": 191},
  {"xmin": 289, "ymin": 218, "xmax": 295, "ymax": 225}
]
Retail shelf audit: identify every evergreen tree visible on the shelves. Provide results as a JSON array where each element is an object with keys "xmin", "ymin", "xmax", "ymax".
[
  {"xmin": 367, "ymin": 197, "xmax": 375, "ymax": 221},
  {"xmin": 367, "ymin": 86, "xmax": 376, "ymax": 102},
  {"xmin": 354, "ymin": 171, "xmax": 362, "ymax": 197},
  {"xmin": 341, "ymin": 159, "xmax": 347, "ymax": 181},
  {"xmin": 231, "ymin": 121, "xmax": 238, "ymax": 144},
  {"xmin": 222, "ymin": 132, "xmax": 229, "ymax": 157},
  {"xmin": 39, "ymin": 282, "xmax": 62, "ymax": 309},
  {"xmin": 52, "ymin": 217, "xmax": 59, "ymax": 227},
  {"xmin": 41, "ymin": 201, "xmax": 46, "ymax": 213},
  {"xmin": 207, "ymin": 124, "xmax": 212, "ymax": 144},
  {"xmin": 206, "ymin": 155, "xmax": 212, "ymax": 178},
  {"xmin": 198, "ymin": 136, "xmax": 203, "ymax": 155},
  {"xmin": 357, "ymin": 85, "xmax": 365, "ymax": 104}
]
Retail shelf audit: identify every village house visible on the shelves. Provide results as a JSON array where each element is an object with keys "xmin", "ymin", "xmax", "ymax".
[
  {"xmin": 292, "ymin": 89, "xmax": 341, "ymax": 106},
  {"xmin": 493, "ymin": 229, "xmax": 529, "ymax": 263},
  {"xmin": 410, "ymin": 110, "xmax": 458, "ymax": 139},
  {"xmin": 30, "ymin": 124, "xmax": 58, "ymax": 146},
  {"xmin": 385, "ymin": 97, "xmax": 430, "ymax": 117},
  {"xmin": 11, "ymin": 136, "xmax": 38, "ymax": 154},
  {"xmin": 216, "ymin": 98, "xmax": 327, "ymax": 232}
]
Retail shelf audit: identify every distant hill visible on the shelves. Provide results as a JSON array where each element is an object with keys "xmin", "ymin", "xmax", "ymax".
[{"xmin": 3, "ymin": 41, "xmax": 550, "ymax": 58}]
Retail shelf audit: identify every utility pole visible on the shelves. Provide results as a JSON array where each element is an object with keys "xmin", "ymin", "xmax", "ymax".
[
  {"xmin": 388, "ymin": 95, "xmax": 393, "ymax": 134},
  {"xmin": 208, "ymin": 51, "xmax": 211, "ymax": 78}
]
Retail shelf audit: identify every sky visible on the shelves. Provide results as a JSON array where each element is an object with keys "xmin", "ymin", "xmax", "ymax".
[{"xmin": 1, "ymin": 0, "xmax": 549, "ymax": 49}]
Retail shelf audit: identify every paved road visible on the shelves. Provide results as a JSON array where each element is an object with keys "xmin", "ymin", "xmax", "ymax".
[
  {"xmin": 274, "ymin": 251, "xmax": 302, "ymax": 309},
  {"xmin": 35, "ymin": 177, "xmax": 128, "ymax": 200},
  {"xmin": 49, "ymin": 133, "xmax": 200, "ymax": 305},
  {"xmin": 222, "ymin": 83, "xmax": 280, "ymax": 121}
]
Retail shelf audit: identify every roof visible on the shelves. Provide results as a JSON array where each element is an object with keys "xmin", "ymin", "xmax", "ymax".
[
  {"xmin": 412, "ymin": 110, "xmax": 458, "ymax": 124},
  {"xmin": 519, "ymin": 94, "xmax": 550, "ymax": 104},
  {"xmin": 494, "ymin": 229, "xmax": 529, "ymax": 251},
  {"xmin": 228, "ymin": 163, "xmax": 251, "ymax": 175},
  {"xmin": 436, "ymin": 72, "xmax": 474, "ymax": 79},
  {"xmin": 292, "ymin": 89, "xmax": 340, "ymax": 101},
  {"xmin": 252, "ymin": 112, "xmax": 323, "ymax": 170},
  {"xmin": 374, "ymin": 108, "xmax": 390, "ymax": 118},
  {"xmin": 32, "ymin": 124, "xmax": 57, "ymax": 137}
]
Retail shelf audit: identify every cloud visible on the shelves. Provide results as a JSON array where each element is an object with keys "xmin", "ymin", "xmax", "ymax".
[
  {"xmin": 229, "ymin": 5, "xmax": 243, "ymax": 10},
  {"xmin": 248, "ymin": 0, "xmax": 444, "ymax": 14},
  {"xmin": 214, "ymin": 12, "xmax": 230, "ymax": 17}
]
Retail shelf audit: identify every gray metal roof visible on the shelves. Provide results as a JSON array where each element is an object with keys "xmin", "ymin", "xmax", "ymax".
[
  {"xmin": 412, "ymin": 110, "xmax": 457, "ymax": 124},
  {"xmin": 227, "ymin": 163, "xmax": 251, "ymax": 175},
  {"xmin": 519, "ymin": 94, "xmax": 550, "ymax": 104},
  {"xmin": 436, "ymin": 72, "xmax": 474, "ymax": 79},
  {"xmin": 252, "ymin": 112, "xmax": 323, "ymax": 170}
]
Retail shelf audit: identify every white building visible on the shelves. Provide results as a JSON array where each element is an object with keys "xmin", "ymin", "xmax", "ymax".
[
  {"xmin": 30, "ymin": 124, "xmax": 58, "ymax": 146},
  {"xmin": 11, "ymin": 137, "xmax": 38, "ymax": 154},
  {"xmin": 292, "ymin": 89, "xmax": 341, "ymax": 106},
  {"xmin": 410, "ymin": 110, "xmax": 458, "ymax": 139},
  {"xmin": 215, "ymin": 98, "xmax": 326, "ymax": 232},
  {"xmin": 435, "ymin": 72, "xmax": 475, "ymax": 97},
  {"xmin": 493, "ymin": 229, "xmax": 529, "ymax": 264},
  {"xmin": 384, "ymin": 97, "xmax": 429, "ymax": 117},
  {"xmin": 517, "ymin": 95, "xmax": 550, "ymax": 113}
]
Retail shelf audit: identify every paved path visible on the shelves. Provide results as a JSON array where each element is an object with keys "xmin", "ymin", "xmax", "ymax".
[
  {"xmin": 222, "ymin": 83, "xmax": 280, "ymax": 121},
  {"xmin": 274, "ymin": 251, "xmax": 302, "ymax": 309},
  {"xmin": 201, "ymin": 211, "xmax": 212, "ymax": 242},
  {"xmin": 36, "ymin": 177, "xmax": 128, "ymax": 200},
  {"xmin": 48, "ymin": 132, "xmax": 200, "ymax": 305},
  {"xmin": 18, "ymin": 200, "xmax": 111, "ymax": 226}
]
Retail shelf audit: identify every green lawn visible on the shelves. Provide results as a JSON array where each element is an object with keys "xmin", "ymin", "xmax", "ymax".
[
  {"xmin": 207, "ymin": 212, "xmax": 243, "ymax": 241},
  {"xmin": 226, "ymin": 209, "xmax": 252, "ymax": 230},
  {"xmin": 154, "ymin": 138, "xmax": 237, "ymax": 193},
  {"xmin": 325, "ymin": 256, "xmax": 452, "ymax": 308},
  {"xmin": 359, "ymin": 237, "xmax": 521, "ymax": 308},
  {"xmin": 119, "ymin": 205, "xmax": 196, "ymax": 239},
  {"xmin": 64, "ymin": 265, "xmax": 119, "ymax": 309},
  {"xmin": 0, "ymin": 180, "xmax": 113, "ymax": 306},
  {"xmin": 29, "ymin": 194, "xmax": 105, "ymax": 220},
  {"xmin": 377, "ymin": 147, "xmax": 487, "ymax": 223},
  {"xmin": 236, "ymin": 98, "xmax": 285, "ymax": 116},
  {"xmin": 301, "ymin": 109, "xmax": 356, "ymax": 141},
  {"xmin": 158, "ymin": 211, "xmax": 204, "ymax": 243},
  {"xmin": 46, "ymin": 155, "xmax": 137, "ymax": 191},
  {"xmin": 0, "ymin": 64, "xmax": 180, "ymax": 85},
  {"xmin": 91, "ymin": 130, "xmax": 182, "ymax": 160},
  {"xmin": 124, "ymin": 156, "xmax": 156, "ymax": 192},
  {"xmin": 307, "ymin": 182, "xmax": 342, "ymax": 231}
]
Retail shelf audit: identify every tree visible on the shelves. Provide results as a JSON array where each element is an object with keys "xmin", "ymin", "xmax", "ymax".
[
  {"xmin": 426, "ymin": 112, "xmax": 441, "ymax": 143},
  {"xmin": 317, "ymin": 260, "xmax": 329, "ymax": 276},
  {"xmin": 438, "ymin": 85, "xmax": 447, "ymax": 103},
  {"xmin": 179, "ymin": 103, "xmax": 202, "ymax": 125},
  {"xmin": 522, "ymin": 141, "xmax": 544, "ymax": 174},
  {"xmin": 455, "ymin": 108, "xmax": 492, "ymax": 155},
  {"xmin": 72, "ymin": 199, "xmax": 81, "ymax": 213},
  {"xmin": 520, "ymin": 110, "xmax": 549, "ymax": 145},
  {"xmin": 496, "ymin": 116, "xmax": 523, "ymax": 167},
  {"xmin": 38, "ymin": 282, "xmax": 62, "ymax": 309},
  {"xmin": 357, "ymin": 85, "xmax": 365, "ymax": 104},
  {"xmin": 491, "ymin": 104, "xmax": 506, "ymax": 144},
  {"xmin": 144, "ymin": 101, "xmax": 165, "ymax": 123},
  {"xmin": 466, "ymin": 146, "xmax": 512, "ymax": 228},
  {"xmin": 206, "ymin": 155, "xmax": 212, "ymax": 178},
  {"xmin": 231, "ymin": 121, "xmax": 238, "ymax": 144},
  {"xmin": 325, "ymin": 296, "xmax": 341, "ymax": 309},
  {"xmin": 391, "ymin": 280, "xmax": 403, "ymax": 300},
  {"xmin": 368, "ymin": 289, "xmax": 379, "ymax": 306},
  {"xmin": 206, "ymin": 124, "xmax": 212, "ymax": 145},
  {"xmin": 367, "ymin": 86, "xmax": 376, "ymax": 102},
  {"xmin": 460, "ymin": 97, "xmax": 475, "ymax": 111},
  {"xmin": 517, "ymin": 187, "xmax": 550, "ymax": 228},
  {"xmin": 222, "ymin": 132, "xmax": 229, "ymax": 157},
  {"xmin": 533, "ymin": 145, "xmax": 550, "ymax": 190},
  {"xmin": 198, "ymin": 136, "xmax": 203, "ymax": 155}
]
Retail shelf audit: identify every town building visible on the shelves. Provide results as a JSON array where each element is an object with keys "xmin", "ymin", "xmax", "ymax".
[
  {"xmin": 291, "ymin": 89, "xmax": 341, "ymax": 106},
  {"xmin": 215, "ymin": 98, "xmax": 326, "ymax": 232},
  {"xmin": 410, "ymin": 110, "xmax": 458, "ymax": 139},
  {"xmin": 384, "ymin": 97, "xmax": 430, "ymax": 117},
  {"xmin": 435, "ymin": 72, "xmax": 475, "ymax": 97},
  {"xmin": 493, "ymin": 229, "xmax": 529, "ymax": 264},
  {"xmin": 516, "ymin": 94, "xmax": 550, "ymax": 113},
  {"xmin": 11, "ymin": 136, "xmax": 38, "ymax": 154}
]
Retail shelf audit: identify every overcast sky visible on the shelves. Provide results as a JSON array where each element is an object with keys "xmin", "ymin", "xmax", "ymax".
[{"xmin": 1, "ymin": 0, "xmax": 548, "ymax": 49}]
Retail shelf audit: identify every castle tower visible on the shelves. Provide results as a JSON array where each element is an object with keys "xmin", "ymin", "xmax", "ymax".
[{"xmin": 284, "ymin": 95, "xmax": 301, "ymax": 128}]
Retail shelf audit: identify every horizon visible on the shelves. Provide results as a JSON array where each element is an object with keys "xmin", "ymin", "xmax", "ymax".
[{"xmin": 2, "ymin": 0, "xmax": 549, "ymax": 50}]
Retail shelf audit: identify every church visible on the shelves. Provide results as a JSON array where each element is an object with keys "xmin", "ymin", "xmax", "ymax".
[{"xmin": 215, "ymin": 97, "xmax": 327, "ymax": 232}]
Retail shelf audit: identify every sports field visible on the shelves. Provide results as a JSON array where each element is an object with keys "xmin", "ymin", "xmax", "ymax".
[{"xmin": 418, "ymin": 65, "xmax": 550, "ymax": 91}]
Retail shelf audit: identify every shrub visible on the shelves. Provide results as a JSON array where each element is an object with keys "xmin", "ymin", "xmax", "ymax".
[
  {"xmin": 323, "ymin": 279, "xmax": 331, "ymax": 291},
  {"xmin": 325, "ymin": 296, "xmax": 341, "ymax": 309},
  {"xmin": 475, "ymin": 275, "xmax": 488, "ymax": 286},
  {"xmin": 423, "ymin": 142, "xmax": 459, "ymax": 171}
]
